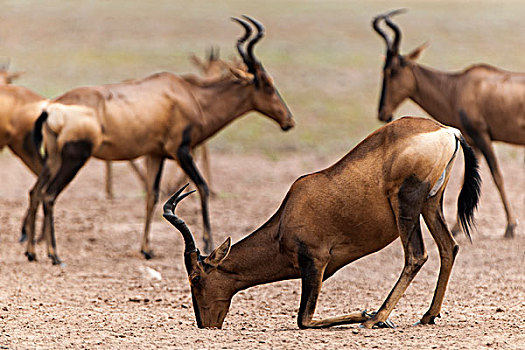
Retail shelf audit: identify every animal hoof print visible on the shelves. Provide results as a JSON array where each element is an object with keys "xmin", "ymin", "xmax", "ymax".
[
  {"xmin": 25, "ymin": 251, "xmax": 36, "ymax": 262},
  {"xmin": 141, "ymin": 250, "xmax": 154, "ymax": 260}
]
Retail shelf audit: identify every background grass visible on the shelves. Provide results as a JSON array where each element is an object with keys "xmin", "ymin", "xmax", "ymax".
[{"xmin": 1, "ymin": 0, "xmax": 524, "ymax": 158}]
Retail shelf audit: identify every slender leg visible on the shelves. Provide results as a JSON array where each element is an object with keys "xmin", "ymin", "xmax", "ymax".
[
  {"xmin": 476, "ymin": 133, "xmax": 517, "ymax": 238},
  {"xmin": 460, "ymin": 114, "xmax": 517, "ymax": 238},
  {"xmin": 420, "ymin": 196, "xmax": 459, "ymax": 324},
  {"xmin": 362, "ymin": 179, "xmax": 429, "ymax": 328},
  {"xmin": 296, "ymin": 255, "xmax": 370, "ymax": 328},
  {"xmin": 41, "ymin": 140, "xmax": 92, "ymax": 265},
  {"xmin": 105, "ymin": 161, "xmax": 113, "ymax": 199},
  {"xmin": 128, "ymin": 160, "xmax": 147, "ymax": 191},
  {"xmin": 140, "ymin": 155, "xmax": 165, "ymax": 259},
  {"xmin": 199, "ymin": 145, "xmax": 214, "ymax": 196},
  {"xmin": 21, "ymin": 166, "xmax": 51, "ymax": 259},
  {"xmin": 177, "ymin": 146, "xmax": 212, "ymax": 253}
]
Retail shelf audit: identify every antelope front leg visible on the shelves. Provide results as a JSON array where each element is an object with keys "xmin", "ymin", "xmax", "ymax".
[
  {"xmin": 141, "ymin": 155, "xmax": 165, "ymax": 259},
  {"xmin": 297, "ymin": 256, "xmax": 370, "ymax": 329}
]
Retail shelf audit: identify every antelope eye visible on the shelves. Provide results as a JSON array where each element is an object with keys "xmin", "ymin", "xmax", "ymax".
[{"xmin": 191, "ymin": 275, "xmax": 201, "ymax": 285}]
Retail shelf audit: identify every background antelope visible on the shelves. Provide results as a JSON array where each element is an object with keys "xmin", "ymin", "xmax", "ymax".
[
  {"xmin": 0, "ymin": 65, "xmax": 47, "ymax": 177},
  {"xmin": 163, "ymin": 117, "xmax": 481, "ymax": 329},
  {"xmin": 102, "ymin": 48, "xmax": 234, "ymax": 199},
  {"xmin": 373, "ymin": 10, "xmax": 523, "ymax": 238},
  {"xmin": 21, "ymin": 16, "xmax": 294, "ymax": 265}
]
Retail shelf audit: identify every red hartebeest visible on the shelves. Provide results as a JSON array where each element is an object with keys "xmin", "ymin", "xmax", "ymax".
[
  {"xmin": 373, "ymin": 10, "xmax": 522, "ymax": 238},
  {"xmin": 103, "ymin": 48, "xmax": 233, "ymax": 199},
  {"xmin": 0, "ymin": 67, "xmax": 46, "ymax": 176},
  {"xmin": 22, "ymin": 16, "xmax": 294, "ymax": 265},
  {"xmin": 164, "ymin": 117, "xmax": 481, "ymax": 329}
]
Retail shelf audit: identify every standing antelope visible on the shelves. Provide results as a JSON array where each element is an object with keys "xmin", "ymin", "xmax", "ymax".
[
  {"xmin": 21, "ymin": 16, "xmax": 294, "ymax": 265},
  {"xmin": 103, "ymin": 48, "xmax": 232, "ymax": 199},
  {"xmin": 373, "ymin": 10, "xmax": 523, "ymax": 238},
  {"xmin": 0, "ymin": 66, "xmax": 47, "ymax": 177},
  {"xmin": 163, "ymin": 117, "xmax": 481, "ymax": 329}
]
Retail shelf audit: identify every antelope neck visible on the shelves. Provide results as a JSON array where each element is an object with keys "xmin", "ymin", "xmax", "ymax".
[
  {"xmin": 410, "ymin": 64, "xmax": 462, "ymax": 127},
  {"xmin": 218, "ymin": 222, "xmax": 298, "ymax": 293},
  {"xmin": 189, "ymin": 81, "xmax": 254, "ymax": 146}
]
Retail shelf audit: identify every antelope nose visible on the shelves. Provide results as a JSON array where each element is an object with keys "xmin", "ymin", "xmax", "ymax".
[
  {"xmin": 281, "ymin": 117, "xmax": 295, "ymax": 131},
  {"xmin": 378, "ymin": 111, "xmax": 393, "ymax": 123}
]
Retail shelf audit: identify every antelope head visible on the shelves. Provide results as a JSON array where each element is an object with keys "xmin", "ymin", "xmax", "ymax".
[
  {"xmin": 231, "ymin": 16, "xmax": 295, "ymax": 131},
  {"xmin": 163, "ymin": 185, "xmax": 234, "ymax": 329},
  {"xmin": 0, "ymin": 59, "xmax": 23, "ymax": 85},
  {"xmin": 373, "ymin": 9, "xmax": 427, "ymax": 122}
]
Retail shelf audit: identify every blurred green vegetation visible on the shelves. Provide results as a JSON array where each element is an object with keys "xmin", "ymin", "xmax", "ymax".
[{"xmin": 1, "ymin": 0, "xmax": 524, "ymax": 157}]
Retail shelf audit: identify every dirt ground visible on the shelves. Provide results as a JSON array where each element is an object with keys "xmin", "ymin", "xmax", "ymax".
[{"xmin": 0, "ymin": 147, "xmax": 523, "ymax": 349}]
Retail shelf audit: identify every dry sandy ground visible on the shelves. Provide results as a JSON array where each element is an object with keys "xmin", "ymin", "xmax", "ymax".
[{"xmin": 0, "ymin": 147, "xmax": 523, "ymax": 349}]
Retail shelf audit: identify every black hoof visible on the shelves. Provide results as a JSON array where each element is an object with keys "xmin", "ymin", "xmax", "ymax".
[
  {"xmin": 361, "ymin": 310, "xmax": 396, "ymax": 329},
  {"xmin": 375, "ymin": 320, "xmax": 396, "ymax": 329},
  {"xmin": 504, "ymin": 224, "xmax": 516, "ymax": 239},
  {"xmin": 19, "ymin": 229, "xmax": 27, "ymax": 243},
  {"xmin": 48, "ymin": 254, "xmax": 63, "ymax": 266},
  {"xmin": 141, "ymin": 250, "xmax": 154, "ymax": 260},
  {"xmin": 25, "ymin": 251, "xmax": 37, "ymax": 262},
  {"xmin": 416, "ymin": 313, "xmax": 441, "ymax": 326}
]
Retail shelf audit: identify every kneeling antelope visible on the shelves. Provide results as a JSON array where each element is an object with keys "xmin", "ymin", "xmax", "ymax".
[
  {"xmin": 164, "ymin": 117, "xmax": 481, "ymax": 329},
  {"xmin": 373, "ymin": 10, "xmax": 522, "ymax": 238},
  {"xmin": 22, "ymin": 16, "xmax": 294, "ymax": 265}
]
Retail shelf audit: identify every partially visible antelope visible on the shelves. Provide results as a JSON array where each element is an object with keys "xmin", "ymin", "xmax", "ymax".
[
  {"xmin": 22, "ymin": 16, "xmax": 294, "ymax": 265},
  {"xmin": 0, "ymin": 66, "xmax": 46, "ymax": 177},
  {"xmin": 164, "ymin": 117, "xmax": 481, "ymax": 329},
  {"xmin": 103, "ymin": 48, "xmax": 233, "ymax": 199},
  {"xmin": 373, "ymin": 10, "xmax": 523, "ymax": 238}
]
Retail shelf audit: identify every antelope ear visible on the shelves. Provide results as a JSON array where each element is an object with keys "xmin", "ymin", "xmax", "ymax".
[
  {"xmin": 204, "ymin": 237, "xmax": 231, "ymax": 267},
  {"xmin": 190, "ymin": 54, "xmax": 205, "ymax": 70},
  {"xmin": 406, "ymin": 42, "xmax": 429, "ymax": 61}
]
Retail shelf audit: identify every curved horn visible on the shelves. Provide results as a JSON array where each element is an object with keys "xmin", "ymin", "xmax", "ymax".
[
  {"xmin": 372, "ymin": 15, "xmax": 392, "ymax": 50},
  {"xmin": 384, "ymin": 9, "xmax": 406, "ymax": 54},
  {"xmin": 231, "ymin": 17, "xmax": 252, "ymax": 65},
  {"xmin": 372, "ymin": 9, "xmax": 406, "ymax": 53},
  {"xmin": 242, "ymin": 15, "xmax": 265, "ymax": 64},
  {"xmin": 163, "ymin": 184, "xmax": 198, "ymax": 253}
]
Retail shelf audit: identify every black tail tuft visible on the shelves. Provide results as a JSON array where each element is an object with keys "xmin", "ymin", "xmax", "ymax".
[
  {"xmin": 31, "ymin": 110, "xmax": 48, "ymax": 159},
  {"xmin": 457, "ymin": 135, "xmax": 482, "ymax": 242}
]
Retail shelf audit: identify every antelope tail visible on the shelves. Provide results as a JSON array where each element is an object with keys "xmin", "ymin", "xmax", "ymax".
[
  {"xmin": 456, "ymin": 134, "xmax": 482, "ymax": 241},
  {"xmin": 32, "ymin": 110, "xmax": 49, "ymax": 159}
]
